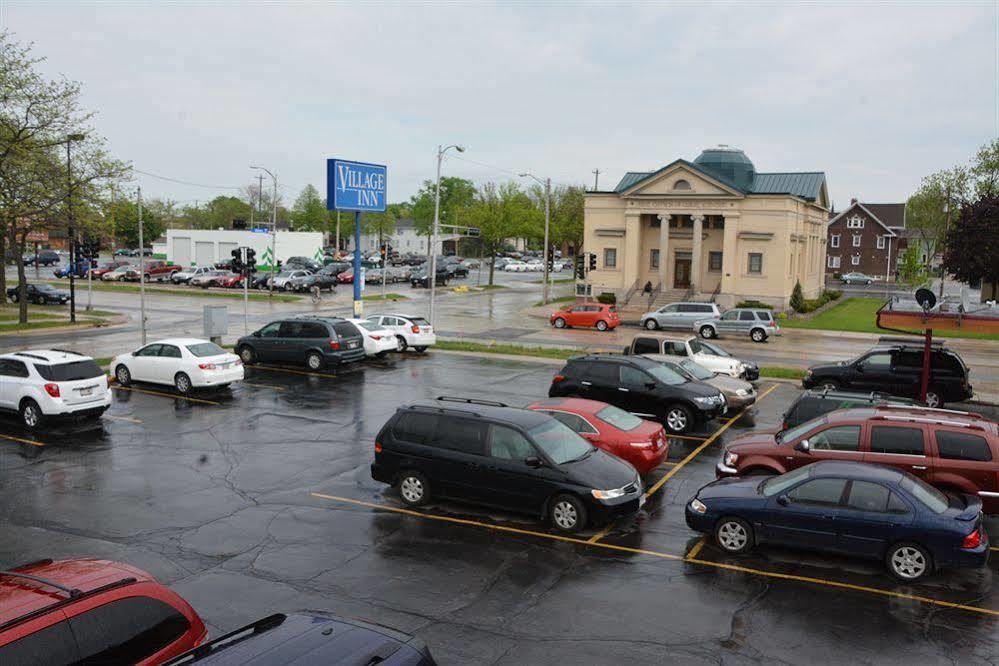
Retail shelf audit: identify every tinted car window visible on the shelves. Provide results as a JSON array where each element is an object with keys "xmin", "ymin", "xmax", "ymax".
[
  {"xmin": 788, "ymin": 478, "xmax": 847, "ymax": 506},
  {"xmin": 810, "ymin": 425, "xmax": 861, "ymax": 452},
  {"xmin": 677, "ymin": 304, "xmax": 697, "ymax": 313},
  {"xmin": 548, "ymin": 411, "xmax": 597, "ymax": 434},
  {"xmin": 756, "ymin": 311, "xmax": 774, "ymax": 321},
  {"xmin": 933, "ymin": 352, "xmax": 963, "ymax": 374},
  {"xmin": 0, "ymin": 618, "xmax": 79, "ymax": 664},
  {"xmin": 596, "ymin": 405, "xmax": 643, "ymax": 431},
  {"xmin": 738, "ymin": 311, "xmax": 755, "ymax": 321},
  {"xmin": 620, "ymin": 365, "xmax": 650, "ymax": 389},
  {"xmin": 302, "ymin": 322, "xmax": 330, "ymax": 338},
  {"xmin": 0, "ymin": 359, "xmax": 29, "ymax": 378},
  {"xmin": 900, "ymin": 475, "xmax": 948, "ymax": 513},
  {"xmin": 587, "ymin": 361, "xmax": 619, "ymax": 384},
  {"xmin": 70, "ymin": 596, "xmax": 191, "ymax": 664},
  {"xmin": 632, "ymin": 338, "xmax": 660, "ymax": 355},
  {"xmin": 258, "ymin": 322, "xmax": 281, "ymax": 337},
  {"xmin": 870, "ymin": 426, "xmax": 924, "ymax": 456},
  {"xmin": 528, "ymin": 419, "xmax": 593, "ymax": 465},
  {"xmin": 332, "ymin": 322, "xmax": 359, "ymax": 339},
  {"xmin": 392, "ymin": 412, "xmax": 439, "ymax": 446},
  {"xmin": 159, "ymin": 345, "xmax": 182, "ymax": 358},
  {"xmin": 858, "ymin": 352, "xmax": 891, "ymax": 370},
  {"xmin": 278, "ymin": 321, "xmax": 305, "ymax": 337},
  {"xmin": 490, "ymin": 425, "xmax": 536, "ymax": 460},
  {"xmin": 846, "ymin": 481, "xmax": 889, "ymax": 512},
  {"xmin": 437, "ymin": 417, "xmax": 487, "ymax": 455},
  {"xmin": 935, "ymin": 430, "xmax": 992, "ymax": 462},
  {"xmin": 33, "ymin": 359, "xmax": 104, "ymax": 381},
  {"xmin": 186, "ymin": 343, "xmax": 226, "ymax": 357},
  {"xmin": 887, "ymin": 492, "xmax": 910, "ymax": 514},
  {"xmin": 665, "ymin": 342, "xmax": 688, "ymax": 356}
]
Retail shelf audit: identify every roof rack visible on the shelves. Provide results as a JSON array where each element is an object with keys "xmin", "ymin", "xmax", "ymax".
[
  {"xmin": 167, "ymin": 614, "xmax": 287, "ymax": 664},
  {"xmin": 876, "ymin": 336, "xmax": 945, "ymax": 348},
  {"xmin": 0, "ymin": 574, "xmax": 137, "ymax": 632},
  {"xmin": 871, "ymin": 414, "xmax": 984, "ymax": 430},
  {"xmin": 49, "ymin": 349, "xmax": 82, "ymax": 356},
  {"xmin": 436, "ymin": 396, "xmax": 508, "ymax": 408},
  {"xmin": 877, "ymin": 404, "xmax": 983, "ymax": 419},
  {"xmin": 0, "ymin": 569, "xmax": 82, "ymax": 597},
  {"xmin": 13, "ymin": 352, "xmax": 48, "ymax": 361}
]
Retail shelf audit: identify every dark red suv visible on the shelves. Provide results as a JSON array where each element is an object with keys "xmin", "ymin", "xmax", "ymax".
[
  {"xmin": 716, "ymin": 406, "xmax": 999, "ymax": 514},
  {"xmin": 0, "ymin": 558, "xmax": 207, "ymax": 665}
]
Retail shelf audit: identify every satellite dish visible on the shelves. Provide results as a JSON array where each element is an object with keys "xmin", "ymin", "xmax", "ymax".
[{"xmin": 915, "ymin": 288, "xmax": 936, "ymax": 311}]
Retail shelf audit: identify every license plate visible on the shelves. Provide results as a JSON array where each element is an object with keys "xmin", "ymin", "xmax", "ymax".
[
  {"xmin": 349, "ymin": 341, "xmax": 359, "ymax": 349},
  {"xmin": 219, "ymin": 363, "xmax": 230, "ymax": 370},
  {"xmin": 79, "ymin": 387, "xmax": 93, "ymax": 396}
]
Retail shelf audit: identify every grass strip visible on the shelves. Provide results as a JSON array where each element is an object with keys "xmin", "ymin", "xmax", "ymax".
[{"xmin": 38, "ymin": 281, "xmax": 301, "ymax": 303}]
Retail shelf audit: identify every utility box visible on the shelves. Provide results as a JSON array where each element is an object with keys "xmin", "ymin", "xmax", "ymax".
[{"xmin": 203, "ymin": 305, "xmax": 228, "ymax": 344}]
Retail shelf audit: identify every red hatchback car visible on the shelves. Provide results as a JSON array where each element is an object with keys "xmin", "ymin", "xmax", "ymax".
[
  {"xmin": 550, "ymin": 303, "xmax": 620, "ymax": 331},
  {"xmin": 527, "ymin": 397, "xmax": 669, "ymax": 475},
  {"xmin": 0, "ymin": 558, "xmax": 206, "ymax": 665}
]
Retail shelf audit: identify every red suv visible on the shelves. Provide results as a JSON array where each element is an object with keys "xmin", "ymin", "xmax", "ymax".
[
  {"xmin": 716, "ymin": 406, "xmax": 999, "ymax": 513},
  {"xmin": 550, "ymin": 303, "xmax": 620, "ymax": 331},
  {"xmin": 0, "ymin": 558, "xmax": 206, "ymax": 664}
]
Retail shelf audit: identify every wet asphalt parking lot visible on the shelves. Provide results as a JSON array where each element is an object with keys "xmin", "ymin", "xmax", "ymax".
[{"xmin": 0, "ymin": 352, "xmax": 997, "ymax": 664}]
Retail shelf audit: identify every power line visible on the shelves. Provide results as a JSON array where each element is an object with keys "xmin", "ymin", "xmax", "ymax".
[{"xmin": 133, "ymin": 168, "xmax": 244, "ymax": 190}]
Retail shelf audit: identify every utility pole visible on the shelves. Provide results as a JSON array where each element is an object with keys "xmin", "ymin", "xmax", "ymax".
[
  {"xmin": 429, "ymin": 143, "xmax": 466, "ymax": 327},
  {"xmin": 519, "ymin": 172, "xmax": 552, "ymax": 304},
  {"xmin": 66, "ymin": 140, "xmax": 76, "ymax": 323},
  {"xmin": 138, "ymin": 186, "xmax": 147, "ymax": 345},
  {"xmin": 592, "ymin": 169, "xmax": 600, "ymax": 191},
  {"xmin": 938, "ymin": 186, "xmax": 951, "ymax": 300}
]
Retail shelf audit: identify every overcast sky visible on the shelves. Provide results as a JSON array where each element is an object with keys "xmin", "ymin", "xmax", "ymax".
[{"xmin": 3, "ymin": 1, "xmax": 996, "ymax": 209}]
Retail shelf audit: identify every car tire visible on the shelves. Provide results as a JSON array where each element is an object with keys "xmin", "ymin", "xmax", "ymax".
[
  {"xmin": 549, "ymin": 494, "xmax": 587, "ymax": 532},
  {"xmin": 553, "ymin": 317, "xmax": 567, "ymax": 329},
  {"xmin": 33, "ymin": 296, "xmax": 44, "ymax": 305},
  {"xmin": 866, "ymin": 280, "xmax": 872, "ymax": 285},
  {"xmin": 644, "ymin": 318, "xmax": 659, "ymax": 330},
  {"xmin": 237, "ymin": 346, "xmax": 255, "ymax": 365},
  {"xmin": 750, "ymin": 328, "xmax": 767, "ymax": 343},
  {"xmin": 663, "ymin": 404, "xmax": 693, "ymax": 434},
  {"xmin": 924, "ymin": 388, "xmax": 944, "ymax": 409},
  {"xmin": 305, "ymin": 351, "xmax": 324, "ymax": 371},
  {"xmin": 19, "ymin": 399, "xmax": 43, "ymax": 430},
  {"xmin": 115, "ymin": 364, "xmax": 132, "ymax": 386},
  {"xmin": 396, "ymin": 336, "xmax": 408, "ymax": 353},
  {"xmin": 714, "ymin": 516, "xmax": 754, "ymax": 554},
  {"xmin": 414, "ymin": 346, "xmax": 428, "ymax": 353},
  {"xmin": 596, "ymin": 320, "xmax": 609, "ymax": 331},
  {"xmin": 9, "ymin": 293, "xmax": 17, "ymax": 303},
  {"xmin": 819, "ymin": 380, "xmax": 840, "ymax": 391},
  {"xmin": 174, "ymin": 372, "xmax": 192, "ymax": 394},
  {"xmin": 699, "ymin": 325, "xmax": 716, "ymax": 339},
  {"xmin": 398, "ymin": 470, "xmax": 430, "ymax": 506},
  {"xmin": 886, "ymin": 542, "xmax": 932, "ymax": 581}
]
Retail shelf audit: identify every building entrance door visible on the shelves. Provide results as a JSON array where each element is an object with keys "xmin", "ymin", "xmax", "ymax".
[{"xmin": 674, "ymin": 258, "xmax": 691, "ymax": 288}]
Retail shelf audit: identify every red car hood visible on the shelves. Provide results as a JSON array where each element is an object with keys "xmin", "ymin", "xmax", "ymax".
[{"xmin": 725, "ymin": 431, "xmax": 778, "ymax": 453}]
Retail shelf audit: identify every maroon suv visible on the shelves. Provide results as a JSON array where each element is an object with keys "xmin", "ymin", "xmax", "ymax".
[{"xmin": 716, "ymin": 405, "xmax": 999, "ymax": 514}]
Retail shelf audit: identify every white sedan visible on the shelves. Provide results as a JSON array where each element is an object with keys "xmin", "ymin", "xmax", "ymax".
[
  {"xmin": 503, "ymin": 260, "xmax": 528, "ymax": 272},
  {"xmin": 111, "ymin": 338, "xmax": 243, "ymax": 394},
  {"xmin": 347, "ymin": 318, "xmax": 397, "ymax": 358}
]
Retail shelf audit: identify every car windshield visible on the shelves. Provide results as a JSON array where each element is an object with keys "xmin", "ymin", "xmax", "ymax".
[
  {"xmin": 900, "ymin": 475, "xmax": 949, "ymax": 514},
  {"xmin": 34, "ymin": 359, "xmax": 103, "ymax": 381},
  {"xmin": 528, "ymin": 419, "xmax": 594, "ymax": 465},
  {"xmin": 694, "ymin": 340, "xmax": 731, "ymax": 357},
  {"xmin": 357, "ymin": 321, "xmax": 381, "ymax": 332},
  {"xmin": 644, "ymin": 363, "xmax": 687, "ymax": 386},
  {"xmin": 186, "ymin": 342, "xmax": 226, "ymax": 357},
  {"xmin": 776, "ymin": 416, "xmax": 826, "ymax": 444},
  {"xmin": 761, "ymin": 465, "xmax": 814, "ymax": 496},
  {"xmin": 679, "ymin": 359, "xmax": 715, "ymax": 380},
  {"xmin": 596, "ymin": 405, "xmax": 643, "ymax": 432},
  {"xmin": 411, "ymin": 317, "xmax": 431, "ymax": 327},
  {"xmin": 36, "ymin": 285, "xmax": 58, "ymax": 293},
  {"xmin": 277, "ymin": 271, "xmax": 295, "ymax": 278}
]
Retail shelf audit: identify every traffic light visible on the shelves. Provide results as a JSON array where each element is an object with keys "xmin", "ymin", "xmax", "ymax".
[
  {"xmin": 588, "ymin": 253, "xmax": 597, "ymax": 271},
  {"xmin": 245, "ymin": 248, "xmax": 256, "ymax": 274},
  {"xmin": 546, "ymin": 246, "xmax": 555, "ymax": 271},
  {"xmin": 81, "ymin": 238, "xmax": 100, "ymax": 261},
  {"xmin": 231, "ymin": 247, "xmax": 244, "ymax": 274},
  {"xmin": 575, "ymin": 254, "xmax": 585, "ymax": 280}
]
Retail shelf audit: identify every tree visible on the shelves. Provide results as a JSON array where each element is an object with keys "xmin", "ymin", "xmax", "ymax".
[
  {"xmin": 789, "ymin": 280, "xmax": 805, "ymax": 313},
  {"xmin": 290, "ymin": 184, "xmax": 328, "ymax": 232},
  {"xmin": 107, "ymin": 196, "xmax": 166, "ymax": 249},
  {"xmin": 897, "ymin": 245, "xmax": 929, "ymax": 288},
  {"xmin": 464, "ymin": 182, "xmax": 541, "ymax": 285},
  {"xmin": 941, "ymin": 196, "xmax": 999, "ymax": 299},
  {"xmin": 970, "ymin": 138, "xmax": 999, "ymax": 200},
  {"xmin": 551, "ymin": 185, "xmax": 584, "ymax": 251},
  {"xmin": 905, "ymin": 167, "xmax": 969, "ymax": 272},
  {"xmin": 410, "ymin": 176, "xmax": 476, "ymax": 253}
]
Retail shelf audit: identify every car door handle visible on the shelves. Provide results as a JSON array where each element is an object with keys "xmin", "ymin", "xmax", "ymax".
[
  {"xmin": 581, "ymin": 381, "xmax": 592, "ymax": 386},
  {"xmin": 911, "ymin": 465, "xmax": 927, "ymax": 471},
  {"xmin": 618, "ymin": 387, "xmax": 629, "ymax": 392}
]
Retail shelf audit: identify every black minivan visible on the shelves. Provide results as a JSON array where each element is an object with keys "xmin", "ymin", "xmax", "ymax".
[
  {"xmin": 549, "ymin": 354, "xmax": 726, "ymax": 434},
  {"xmin": 371, "ymin": 397, "xmax": 643, "ymax": 532},
  {"xmin": 235, "ymin": 316, "xmax": 365, "ymax": 370}
]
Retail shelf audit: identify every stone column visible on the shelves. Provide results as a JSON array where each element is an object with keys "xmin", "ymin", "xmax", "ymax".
[
  {"xmin": 691, "ymin": 214, "xmax": 704, "ymax": 294},
  {"xmin": 623, "ymin": 212, "xmax": 641, "ymax": 293},
  {"xmin": 656, "ymin": 212, "xmax": 670, "ymax": 288}
]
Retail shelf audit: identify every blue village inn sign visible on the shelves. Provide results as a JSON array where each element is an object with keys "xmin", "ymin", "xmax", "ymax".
[{"xmin": 327, "ymin": 159, "xmax": 387, "ymax": 212}]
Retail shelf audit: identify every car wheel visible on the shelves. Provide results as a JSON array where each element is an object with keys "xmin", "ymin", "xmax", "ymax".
[
  {"xmin": 9, "ymin": 293, "xmax": 17, "ymax": 303},
  {"xmin": 699, "ymin": 325, "xmax": 716, "ymax": 339},
  {"xmin": 750, "ymin": 328, "xmax": 767, "ymax": 343},
  {"xmin": 714, "ymin": 517, "xmax": 754, "ymax": 554},
  {"xmin": 866, "ymin": 280, "xmax": 873, "ymax": 285},
  {"xmin": 553, "ymin": 317, "xmax": 566, "ymax": 329},
  {"xmin": 924, "ymin": 388, "xmax": 944, "ymax": 409},
  {"xmin": 174, "ymin": 372, "xmax": 192, "ymax": 394},
  {"xmin": 550, "ymin": 494, "xmax": 587, "ymax": 532},
  {"xmin": 644, "ymin": 318, "xmax": 659, "ymax": 330},
  {"xmin": 398, "ymin": 471, "xmax": 430, "ymax": 506},
  {"xmin": 33, "ymin": 296, "xmax": 44, "ymax": 305},
  {"xmin": 238, "ymin": 346, "xmax": 255, "ymax": 365},
  {"xmin": 115, "ymin": 364, "xmax": 132, "ymax": 386},
  {"xmin": 887, "ymin": 542, "xmax": 931, "ymax": 581},
  {"xmin": 396, "ymin": 336, "xmax": 408, "ymax": 353},
  {"xmin": 664, "ymin": 404, "xmax": 693, "ymax": 434},
  {"xmin": 305, "ymin": 351, "xmax": 324, "ymax": 371},
  {"xmin": 595, "ymin": 320, "xmax": 608, "ymax": 331},
  {"xmin": 819, "ymin": 380, "xmax": 839, "ymax": 391},
  {"xmin": 414, "ymin": 346, "xmax": 428, "ymax": 353},
  {"xmin": 19, "ymin": 399, "xmax": 42, "ymax": 430}
]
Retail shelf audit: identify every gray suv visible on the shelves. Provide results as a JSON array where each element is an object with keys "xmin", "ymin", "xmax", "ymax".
[
  {"xmin": 236, "ymin": 316, "xmax": 365, "ymax": 370},
  {"xmin": 640, "ymin": 302, "xmax": 720, "ymax": 331},
  {"xmin": 695, "ymin": 308, "xmax": 781, "ymax": 343}
]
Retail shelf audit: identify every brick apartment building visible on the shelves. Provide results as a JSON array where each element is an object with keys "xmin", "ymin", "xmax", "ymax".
[{"xmin": 825, "ymin": 200, "xmax": 907, "ymax": 280}]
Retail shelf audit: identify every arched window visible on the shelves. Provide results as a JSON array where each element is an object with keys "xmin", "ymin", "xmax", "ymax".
[{"xmin": 673, "ymin": 179, "xmax": 691, "ymax": 191}]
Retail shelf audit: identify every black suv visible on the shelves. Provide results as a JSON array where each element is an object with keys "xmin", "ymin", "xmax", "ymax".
[
  {"xmin": 235, "ymin": 316, "xmax": 365, "ymax": 370},
  {"xmin": 23, "ymin": 250, "xmax": 61, "ymax": 266},
  {"xmin": 371, "ymin": 397, "xmax": 643, "ymax": 532},
  {"xmin": 801, "ymin": 344, "xmax": 972, "ymax": 408},
  {"xmin": 780, "ymin": 388, "xmax": 918, "ymax": 430},
  {"xmin": 410, "ymin": 265, "xmax": 449, "ymax": 288},
  {"xmin": 549, "ymin": 354, "xmax": 726, "ymax": 434}
]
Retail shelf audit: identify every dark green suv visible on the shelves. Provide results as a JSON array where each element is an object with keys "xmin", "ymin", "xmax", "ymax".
[{"xmin": 236, "ymin": 316, "xmax": 365, "ymax": 370}]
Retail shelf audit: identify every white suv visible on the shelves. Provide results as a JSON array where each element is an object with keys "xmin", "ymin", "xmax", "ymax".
[
  {"xmin": 0, "ymin": 350, "xmax": 111, "ymax": 429},
  {"xmin": 365, "ymin": 314, "xmax": 437, "ymax": 353}
]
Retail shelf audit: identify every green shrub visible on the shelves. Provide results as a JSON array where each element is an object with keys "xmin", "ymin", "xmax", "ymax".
[
  {"xmin": 735, "ymin": 300, "xmax": 773, "ymax": 309},
  {"xmin": 597, "ymin": 292, "xmax": 616, "ymax": 305},
  {"xmin": 832, "ymin": 272, "xmax": 842, "ymax": 280},
  {"xmin": 790, "ymin": 280, "xmax": 806, "ymax": 313},
  {"xmin": 824, "ymin": 289, "xmax": 842, "ymax": 301},
  {"xmin": 776, "ymin": 311, "xmax": 788, "ymax": 320}
]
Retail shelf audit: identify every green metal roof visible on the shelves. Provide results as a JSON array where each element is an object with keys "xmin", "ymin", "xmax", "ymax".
[{"xmin": 613, "ymin": 161, "xmax": 826, "ymax": 202}]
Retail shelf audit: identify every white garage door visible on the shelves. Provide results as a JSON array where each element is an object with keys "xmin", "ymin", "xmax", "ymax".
[
  {"xmin": 172, "ymin": 237, "xmax": 191, "ymax": 267},
  {"xmin": 195, "ymin": 241, "xmax": 214, "ymax": 267},
  {"xmin": 218, "ymin": 242, "xmax": 238, "ymax": 264}
]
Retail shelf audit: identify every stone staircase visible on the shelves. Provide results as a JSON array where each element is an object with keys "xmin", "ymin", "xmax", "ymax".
[{"xmin": 618, "ymin": 288, "xmax": 690, "ymax": 323}]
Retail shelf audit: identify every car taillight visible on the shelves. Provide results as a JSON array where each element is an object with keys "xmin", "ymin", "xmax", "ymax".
[
  {"xmin": 234, "ymin": 359, "xmax": 242, "ymax": 366},
  {"xmin": 371, "ymin": 335, "xmax": 381, "ymax": 340},
  {"xmin": 629, "ymin": 441, "xmax": 653, "ymax": 449},
  {"xmin": 198, "ymin": 363, "xmax": 216, "ymax": 370},
  {"xmin": 330, "ymin": 340, "xmax": 341, "ymax": 350},
  {"xmin": 962, "ymin": 527, "xmax": 982, "ymax": 549},
  {"xmin": 553, "ymin": 374, "xmax": 565, "ymax": 383},
  {"xmin": 411, "ymin": 325, "xmax": 420, "ymax": 334},
  {"xmin": 44, "ymin": 383, "xmax": 60, "ymax": 398},
  {"xmin": 374, "ymin": 442, "xmax": 382, "ymax": 454}
]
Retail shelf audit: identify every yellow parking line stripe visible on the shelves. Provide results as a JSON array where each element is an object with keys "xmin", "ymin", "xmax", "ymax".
[
  {"xmin": 103, "ymin": 414, "xmax": 143, "ymax": 424},
  {"xmin": 665, "ymin": 434, "xmax": 709, "ymax": 442},
  {"xmin": 0, "ymin": 433, "xmax": 45, "ymax": 447},
  {"xmin": 685, "ymin": 537, "xmax": 706, "ymax": 561},
  {"xmin": 990, "ymin": 546, "xmax": 999, "ymax": 553},
  {"xmin": 241, "ymin": 382, "xmax": 286, "ymax": 391},
  {"xmin": 249, "ymin": 365, "xmax": 337, "ymax": 379},
  {"xmin": 112, "ymin": 386, "xmax": 220, "ymax": 406},
  {"xmin": 310, "ymin": 491, "xmax": 999, "ymax": 619}
]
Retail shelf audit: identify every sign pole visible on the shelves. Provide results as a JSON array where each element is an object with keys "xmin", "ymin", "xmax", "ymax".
[
  {"xmin": 242, "ymin": 247, "xmax": 249, "ymax": 334},
  {"xmin": 353, "ymin": 211, "xmax": 362, "ymax": 318}
]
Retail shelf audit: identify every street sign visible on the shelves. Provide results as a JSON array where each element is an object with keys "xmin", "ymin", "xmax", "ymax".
[
  {"xmin": 25, "ymin": 231, "xmax": 48, "ymax": 242},
  {"xmin": 251, "ymin": 227, "xmax": 270, "ymax": 233},
  {"xmin": 327, "ymin": 159, "xmax": 387, "ymax": 212}
]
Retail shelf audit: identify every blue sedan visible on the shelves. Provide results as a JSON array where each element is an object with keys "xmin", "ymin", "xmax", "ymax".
[{"xmin": 685, "ymin": 460, "xmax": 988, "ymax": 581}]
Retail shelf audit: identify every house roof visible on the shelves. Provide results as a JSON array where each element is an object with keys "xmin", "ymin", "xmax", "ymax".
[
  {"xmin": 613, "ymin": 160, "xmax": 827, "ymax": 202},
  {"xmin": 863, "ymin": 203, "xmax": 905, "ymax": 229}
]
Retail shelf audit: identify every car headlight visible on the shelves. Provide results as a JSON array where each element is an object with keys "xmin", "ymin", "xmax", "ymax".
[
  {"xmin": 805, "ymin": 369, "xmax": 813, "ymax": 378},
  {"xmin": 736, "ymin": 388, "xmax": 748, "ymax": 397},
  {"xmin": 592, "ymin": 488, "xmax": 626, "ymax": 500},
  {"xmin": 724, "ymin": 451, "xmax": 739, "ymax": 467},
  {"xmin": 693, "ymin": 396, "xmax": 715, "ymax": 407},
  {"xmin": 690, "ymin": 498, "xmax": 708, "ymax": 514}
]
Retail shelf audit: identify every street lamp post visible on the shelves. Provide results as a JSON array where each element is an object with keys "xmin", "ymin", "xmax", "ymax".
[
  {"xmin": 520, "ymin": 172, "xmax": 552, "ymax": 305},
  {"xmin": 65, "ymin": 133, "xmax": 85, "ymax": 323},
  {"xmin": 137, "ymin": 186, "xmax": 146, "ymax": 345},
  {"xmin": 429, "ymin": 144, "xmax": 465, "ymax": 327},
  {"xmin": 251, "ymin": 166, "xmax": 278, "ymax": 297}
]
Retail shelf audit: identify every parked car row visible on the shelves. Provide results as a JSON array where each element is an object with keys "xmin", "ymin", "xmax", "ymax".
[{"xmin": 640, "ymin": 302, "xmax": 781, "ymax": 343}]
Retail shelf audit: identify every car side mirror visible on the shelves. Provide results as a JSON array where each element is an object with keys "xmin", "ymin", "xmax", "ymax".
[
  {"xmin": 777, "ymin": 494, "xmax": 791, "ymax": 507},
  {"xmin": 795, "ymin": 439, "xmax": 810, "ymax": 453},
  {"xmin": 252, "ymin": 331, "xmax": 260, "ymax": 337},
  {"xmin": 645, "ymin": 382, "xmax": 657, "ymax": 390},
  {"xmin": 855, "ymin": 364, "xmax": 864, "ymax": 373},
  {"xmin": 622, "ymin": 346, "xmax": 630, "ymax": 356},
  {"xmin": 525, "ymin": 456, "xmax": 543, "ymax": 468}
]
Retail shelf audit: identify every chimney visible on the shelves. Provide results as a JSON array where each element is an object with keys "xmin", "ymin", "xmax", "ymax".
[{"xmin": 850, "ymin": 198, "xmax": 858, "ymax": 206}]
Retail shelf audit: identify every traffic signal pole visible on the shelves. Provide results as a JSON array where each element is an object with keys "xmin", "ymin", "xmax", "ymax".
[{"xmin": 242, "ymin": 247, "xmax": 249, "ymax": 334}]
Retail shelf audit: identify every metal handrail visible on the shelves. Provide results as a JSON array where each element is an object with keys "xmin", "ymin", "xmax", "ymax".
[
  {"xmin": 621, "ymin": 279, "xmax": 640, "ymax": 306},
  {"xmin": 647, "ymin": 282, "xmax": 662, "ymax": 309}
]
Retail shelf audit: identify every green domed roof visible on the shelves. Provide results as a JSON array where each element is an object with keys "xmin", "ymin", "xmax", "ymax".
[{"xmin": 693, "ymin": 145, "xmax": 755, "ymax": 191}]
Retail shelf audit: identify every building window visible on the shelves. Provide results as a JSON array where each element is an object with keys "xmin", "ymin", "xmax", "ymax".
[
  {"xmin": 851, "ymin": 255, "xmax": 860, "ymax": 266},
  {"xmin": 650, "ymin": 249, "xmax": 659, "ymax": 270},
  {"xmin": 827, "ymin": 255, "xmax": 841, "ymax": 269},
  {"xmin": 847, "ymin": 215, "xmax": 865, "ymax": 229},
  {"xmin": 876, "ymin": 236, "xmax": 886, "ymax": 249},
  {"xmin": 747, "ymin": 253, "xmax": 762, "ymax": 274},
  {"xmin": 708, "ymin": 251, "xmax": 722, "ymax": 271},
  {"xmin": 673, "ymin": 179, "xmax": 691, "ymax": 190},
  {"xmin": 852, "ymin": 235, "xmax": 861, "ymax": 247},
  {"xmin": 830, "ymin": 234, "xmax": 840, "ymax": 248},
  {"xmin": 604, "ymin": 248, "xmax": 617, "ymax": 269}
]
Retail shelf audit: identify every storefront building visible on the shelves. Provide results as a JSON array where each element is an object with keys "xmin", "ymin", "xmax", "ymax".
[{"xmin": 583, "ymin": 146, "xmax": 830, "ymax": 310}]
